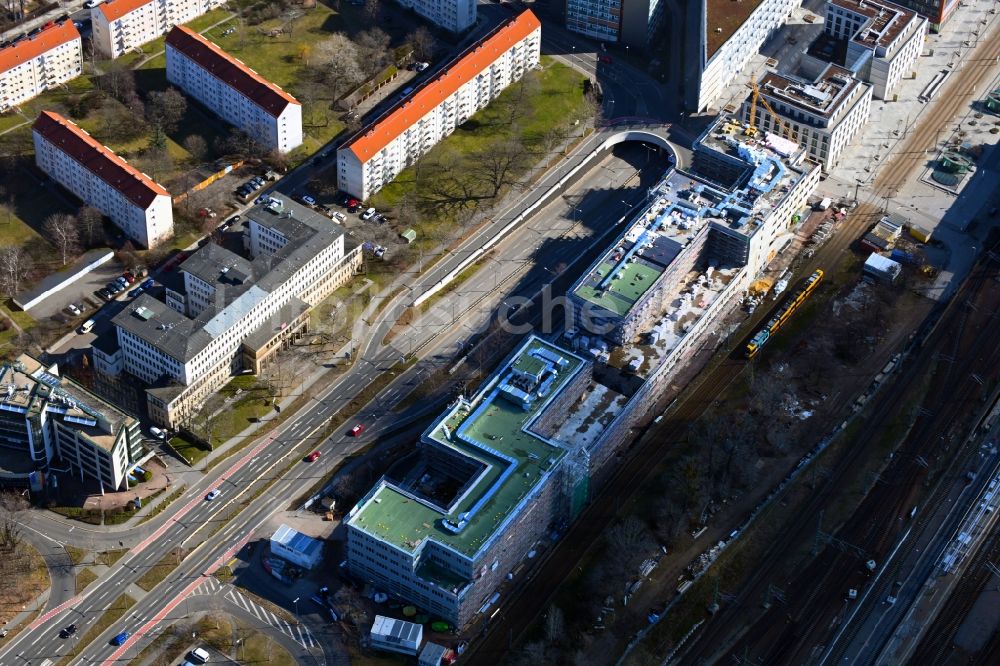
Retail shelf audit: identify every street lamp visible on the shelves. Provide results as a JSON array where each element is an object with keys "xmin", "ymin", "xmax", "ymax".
[{"xmin": 292, "ymin": 597, "xmax": 300, "ymax": 624}]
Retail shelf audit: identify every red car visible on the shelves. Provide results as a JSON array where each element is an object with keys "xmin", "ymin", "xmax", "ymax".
[
  {"xmin": 598, "ymin": 55, "xmax": 613, "ymax": 64},
  {"xmin": 350, "ymin": 424, "xmax": 364, "ymax": 436},
  {"xmin": 305, "ymin": 451, "xmax": 321, "ymax": 462},
  {"xmin": 347, "ymin": 198, "xmax": 359, "ymax": 208}
]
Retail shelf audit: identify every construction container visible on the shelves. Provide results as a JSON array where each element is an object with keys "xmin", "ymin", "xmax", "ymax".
[
  {"xmin": 908, "ymin": 224, "xmax": 932, "ymax": 243},
  {"xmin": 863, "ymin": 254, "xmax": 902, "ymax": 284}
]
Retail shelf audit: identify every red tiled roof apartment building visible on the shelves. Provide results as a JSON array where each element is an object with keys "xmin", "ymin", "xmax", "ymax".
[
  {"xmin": 33, "ymin": 111, "xmax": 173, "ymax": 248},
  {"xmin": 90, "ymin": 0, "xmax": 224, "ymax": 59},
  {"xmin": 337, "ymin": 10, "xmax": 541, "ymax": 201},
  {"xmin": 0, "ymin": 21, "xmax": 81, "ymax": 112},
  {"xmin": 165, "ymin": 26, "xmax": 302, "ymax": 153}
]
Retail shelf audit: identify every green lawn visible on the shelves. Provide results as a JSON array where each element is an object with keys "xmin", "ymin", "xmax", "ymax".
[
  {"xmin": 370, "ymin": 56, "xmax": 590, "ymax": 241},
  {"xmin": 208, "ymin": 4, "xmax": 346, "ymax": 152},
  {"xmin": 76, "ymin": 567, "xmax": 98, "ymax": 594},
  {"xmin": 169, "ymin": 434, "xmax": 211, "ymax": 466}
]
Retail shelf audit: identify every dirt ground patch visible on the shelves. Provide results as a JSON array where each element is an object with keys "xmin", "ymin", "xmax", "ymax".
[
  {"xmin": 0, "ymin": 541, "xmax": 49, "ymax": 626},
  {"xmin": 524, "ymin": 252, "xmax": 937, "ymax": 663}
]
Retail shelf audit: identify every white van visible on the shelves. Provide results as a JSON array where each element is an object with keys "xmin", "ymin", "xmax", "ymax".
[
  {"xmin": 78, "ymin": 319, "xmax": 96, "ymax": 334},
  {"xmin": 188, "ymin": 647, "xmax": 210, "ymax": 664}
]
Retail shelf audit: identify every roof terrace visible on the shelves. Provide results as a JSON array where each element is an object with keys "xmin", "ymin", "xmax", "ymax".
[
  {"xmin": 349, "ymin": 337, "xmax": 585, "ymax": 560},
  {"xmin": 572, "ymin": 171, "xmax": 712, "ymax": 318}
]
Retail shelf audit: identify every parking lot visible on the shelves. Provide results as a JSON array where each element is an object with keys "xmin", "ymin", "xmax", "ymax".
[{"xmin": 26, "ymin": 260, "xmax": 132, "ymax": 327}]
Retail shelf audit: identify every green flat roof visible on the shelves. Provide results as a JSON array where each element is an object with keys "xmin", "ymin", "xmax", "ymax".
[
  {"xmin": 574, "ymin": 261, "xmax": 663, "ymax": 317},
  {"xmin": 349, "ymin": 337, "xmax": 584, "ymax": 560}
]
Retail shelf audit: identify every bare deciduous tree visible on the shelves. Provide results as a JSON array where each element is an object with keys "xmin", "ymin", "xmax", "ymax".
[
  {"xmin": 470, "ymin": 138, "xmax": 529, "ymax": 198},
  {"xmin": 43, "ymin": 214, "xmax": 80, "ymax": 266},
  {"xmin": 146, "ymin": 87, "xmax": 187, "ymax": 134},
  {"xmin": 408, "ymin": 26, "xmax": 435, "ymax": 62},
  {"xmin": 0, "ymin": 491, "xmax": 29, "ymax": 552},
  {"xmin": 182, "ymin": 134, "xmax": 208, "ymax": 162},
  {"xmin": 355, "ymin": 28, "xmax": 391, "ymax": 78},
  {"xmin": 0, "ymin": 245, "xmax": 33, "ymax": 296},
  {"xmin": 313, "ymin": 34, "xmax": 364, "ymax": 102},
  {"xmin": 77, "ymin": 206, "xmax": 104, "ymax": 248},
  {"xmin": 363, "ymin": 0, "xmax": 379, "ymax": 23}
]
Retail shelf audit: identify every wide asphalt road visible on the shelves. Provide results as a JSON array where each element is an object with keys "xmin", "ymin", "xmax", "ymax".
[{"xmin": 4, "ymin": 142, "xmax": 667, "ymax": 665}]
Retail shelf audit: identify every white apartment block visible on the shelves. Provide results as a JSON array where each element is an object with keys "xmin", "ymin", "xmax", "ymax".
[
  {"xmin": 33, "ymin": 111, "xmax": 174, "ymax": 248},
  {"xmin": 91, "ymin": 0, "xmax": 224, "ymax": 59},
  {"xmin": 99, "ymin": 198, "xmax": 361, "ymax": 427},
  {"xmin": 337, "ymin": 9, "xmax": 541, "ymax": 201},
  {"xmin": 165, "ymin": 26, "xmax": 302, "ymax": 153},
  {"xmin": 687, "ymin": 0, "xmax": 799, "ymax": 112},
  {"xmin": 0, "ymin": 355, "xmax": 144, "ymax": 494},
  {"xmin": 740, "ymin": 65, "xmax": 873, "ymax": 171},
  {"xmin": 0, "ymin": 21, "xmax": 81, "ymax": 112},
  {"xmin": 397, "ymin": 0, "xmax": 476, "ymax": 33},
  {"xmin": 824, "ymin": 0, "xmax": 927, "ymax": 99}
]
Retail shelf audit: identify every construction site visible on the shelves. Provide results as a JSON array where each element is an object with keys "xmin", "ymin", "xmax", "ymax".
[{"xmin": 464, "ymin": 1, "xmax": 1000, "ymax": 662}]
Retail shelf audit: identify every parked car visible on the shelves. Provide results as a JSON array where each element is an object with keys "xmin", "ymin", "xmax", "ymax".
[
  {"xmin": 350, "ymin": 423, "xmax": 365, "ymax": 436},
  {"xmin": 128, "ymin": 286, "xmax": 144, "ymax": 298},
  {"xmin": 205, "ymin": 489, "xmax": 221, "ymax": 501},
  {"xmin": 197, "ymin": 208, "xmax": 217, "ymax": 219},
  {"xmin": 361, "ymin": 207, "xmax": 376, "ymax": 220},
  {"xmin": 598, "ymin": 54, "xmax": 613, "ymax": 64},
  {"xmin": 333, "ymin": 211, "xmax": 346, "ymax": 222},
  {"xmin": 141, "ymin": 278, "xmax": 155, "ymax": 290},
  {"xmin": 336, "ymin": 193, "xmax": 351, "ymax": 207},
  {"xmin": 110, "ymin": 631, "xmax": 129, "ymax": 646},
  {"xmin": 66, "ymin": 303, "xmax": 81, "ymax": 316},
  {"xmin": 83, "ymin": 0, "xmax": 99, "ymax": 7},
  {"xmin": 149, "ymin": 426, "xmax": 166, "ymax": 439},
  {"xmin": 414, "ymin": 61, "xmax": 429, "ymax": 72},
  {"xmin": 302, "ymin": 195, "xmax": 316, "ymax": 206},
  {"xmin": 96, "ymin": 288, "xmax": 111, "ymax": 301},
  {"xmin": 305, "ymin": 451, "xmax": 321, "ymax": 462},
  {"xmin": 254, "ymin": 194, "xmax": 269, "ymax": 205},
  {"xmin": 374, "ymin": 213, "xmax": 387, "ymax": 224},
  {"xmin": 79, "ymin": 319, "xmax": 96, "ymax": 334},
  {"xmin": 348, "ymin": 204, "xmax": 361, "ymax": 214},
  {"xmin": 347, "ymin": 198, "xmax": 359, "ymax": 208}
]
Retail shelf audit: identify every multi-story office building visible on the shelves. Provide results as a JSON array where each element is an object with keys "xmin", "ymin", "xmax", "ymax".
[
  {"xmin": 823, "ymin": 0, "xmax": 927, "ymax": 99},
  {"xmin": 740, "ymin": 65, "xmax": 873, "ymax": 171},
  {"xmin": 883, "ymin": 0, "xmax": 956, "ymax": 31},
  {"xmin": 565, "ymin": 0, "xmax": 666, "ymax": 47},
  {"xmin": 337, "ymin": 10, "xmax": 541, "ymax": 201},
  {"xmin": 679, "ymin": 0, "xmax": 800, "ymax": 112},
  {"xmin": 33, "ymin": 110, "xmax": 174, "ymax": 248},
  {"xmin": 0, "ymin": 355, "xmax": 144, "ymax": 494},
  {"xmin": 91, "ymin": 0, "xmax": 224, "ymax": 59},
  {"xmin": 95, "ymin": 197, "xmax": 361, "ymax": 426},
  {"xmin": 347, "ymin": 336, "xmax": 592, "ymax": 628},
  {"xmin": 0, "ymin": 21, "xmax": 81, "ymax": 112},
  {"xmin": 568, "ymin": 115, "xmax": 820, "ymax": 347},
  {"xmin": 396, "ymin": 0, "xmax": 476, "ymax": 33},
  {"xmin": 165, "ymin": 26, "xmax": 302, "ymax": 153}
]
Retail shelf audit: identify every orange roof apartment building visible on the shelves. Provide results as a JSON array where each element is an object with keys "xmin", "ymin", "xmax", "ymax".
[
  {"xmin": 33, "ymin": 111, "xmax": 174, "ymax": 248},
  {"xmin": 165, "ymin": 26, "xmax": 302, "ymax": 153},
  {"xmin": 0, "ymin": 21, "xmax": 81, "ymax": 112},
  {"xmin": 90, "ymin": 0, "xmax": 224, "ymax": 59},
  {"xmin": 337, "ymin": 10, "xmax": 542, "ymax": 201}
]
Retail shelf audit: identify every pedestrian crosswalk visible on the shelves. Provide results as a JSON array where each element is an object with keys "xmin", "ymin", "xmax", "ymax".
[{"xmin": 188, "ymin": 579, "xmax": 317, "ymax": 649}]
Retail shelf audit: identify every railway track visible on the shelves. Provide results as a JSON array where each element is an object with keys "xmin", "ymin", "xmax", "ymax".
[
  {"xmin": 872, "ymin": 22, "xmax": 1000, "ymax": 198},
  {"xmin": 907, "ymin": 476, "xmax": 1000, "ymax": 664},
  {"xmin": 677, "ymin": 237, "xmax": 1000, "ymax": 665}
]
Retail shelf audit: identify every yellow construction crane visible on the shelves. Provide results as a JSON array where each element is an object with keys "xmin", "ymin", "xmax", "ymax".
[{"xmin": 745, "ymin": 81, "xmax": 796, "ymax": 141}]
